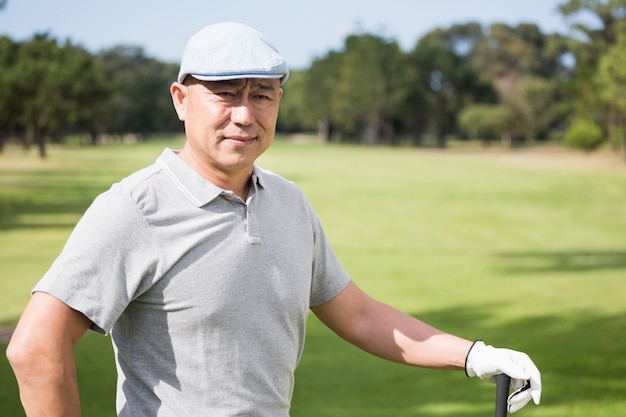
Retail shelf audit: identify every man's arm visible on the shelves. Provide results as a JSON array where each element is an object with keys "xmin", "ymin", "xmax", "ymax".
[
  {"xmin": 311, "ymin": 280, "xmax": 473, "ymax": 370},
  {"xmin": 312, "ymin": 280, "xmax": 542, "ymax": 412},
  {"xmin": 6, "ymin": 291, "xmax": 91, "ymax": 417}
]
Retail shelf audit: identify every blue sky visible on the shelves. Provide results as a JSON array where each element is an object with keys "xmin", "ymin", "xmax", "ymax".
[{"xmin": 0, "ymin": 0, "xmax": 575, "ymax": 69}]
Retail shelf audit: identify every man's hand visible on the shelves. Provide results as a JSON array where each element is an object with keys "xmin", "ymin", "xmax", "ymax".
[{"xmin": 465, "ymin": 340, "xmax": 542, "ymax": 413}]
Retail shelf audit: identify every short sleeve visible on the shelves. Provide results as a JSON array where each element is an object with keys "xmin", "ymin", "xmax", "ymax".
[
  {"xmin": 34, "ymin": 188, "xmax": 163, "ymax": 335},
  {"xmin": 306, "ymin": 200, "xmax": 351, "ymax": 306}
]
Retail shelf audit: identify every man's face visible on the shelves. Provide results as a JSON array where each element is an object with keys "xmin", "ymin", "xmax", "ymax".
[{"xmin": 171, "ymin": 77, "xmax": 282, "ymax": 179}]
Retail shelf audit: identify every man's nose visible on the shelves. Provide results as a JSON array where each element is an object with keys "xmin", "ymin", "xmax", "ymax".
[{"xmin": 231, "ymin": 97, "xmax": 254, "ymax": 125}]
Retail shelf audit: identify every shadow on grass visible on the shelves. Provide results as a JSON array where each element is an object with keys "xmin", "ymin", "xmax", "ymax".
[
  {"xmin": 1, "ymin": 307, "xmax": 624, "ymax": 417},
  {"xmin": 495, "ymin": 250, "xmax": 626, "ymax": 273},
  {"xmin": 0, "ymin": 182, "xmax": 106, "ymax": 230}
]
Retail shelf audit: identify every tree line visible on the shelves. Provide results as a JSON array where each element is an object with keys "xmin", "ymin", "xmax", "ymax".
[
  {"xmin": 1, "ymin": 0, "xmax": 626, "ymax": 160},
  {"xmin": 0, "ymin": 35, "xmax": 181, "ymax": 157},
  {"xmin": 278, "ymin": 0, "xmax": 626, "ymax": 160}
]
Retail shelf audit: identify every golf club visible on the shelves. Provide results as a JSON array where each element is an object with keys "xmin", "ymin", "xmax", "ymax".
[{"xmin": 495, "ymin": 373, "xmax": 511, "ymax": 417}]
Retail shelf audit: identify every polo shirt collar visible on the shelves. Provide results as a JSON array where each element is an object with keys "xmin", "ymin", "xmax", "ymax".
[{"xmin": 156, "ymin": 148, "xmax": 265, "ymax": 207}]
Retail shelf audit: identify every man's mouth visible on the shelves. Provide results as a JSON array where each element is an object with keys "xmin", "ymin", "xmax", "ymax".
[{"xmin": 224, "ymin": 136, "xmax": 256, "ymax": 145}]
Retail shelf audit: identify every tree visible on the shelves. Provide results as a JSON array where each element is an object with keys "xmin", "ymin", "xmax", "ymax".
[
  {"xmin": 520, "ymin": 77, "xmax": 565, "ymax": 142},
  {"xmin": 0, "ymin": 36, "xmax": 19, "ymax": 152},
  {"xmin": 276, "ymin": 70, "xmax": 316, "ymax": 133},
  {"xmin": 559, "ymin": 0, "xmax": 626, "ymax": 46},
  {"xmin": 467, "ymin": 23, "xmax": 570, "ymax": 143},
  {"xmin": 418, "ymin": 22, "xmax": 484, "ymax": 57},
  {"xmin": 302, "ymin": 51, "xmax": 344, "ymax": 142},
  {"xmin": 595, "ymin": 20, "xmax": 626, "ymax": 159},
  {"xmin": 302, "ymin": 34, "xmax": 411, "ymax": 144},
  {"xmin": 559, "ymin": 0, "xmax": 626, "ymax": 153},
  {"xmin": 8, "ymin": 34, "xmax": 112, "ymax": 157},
  {"xmin": 335, "ymin": 34, "xmax": 410, "ymax": 144},
  {"xmin": 409, "ymin": 28, "xmax": 497, "ymax": 147},
  {"xmin": 59, "ymin": 42, "xmax": 110, "ymax": 145},
  {"xmin": 98, "ymin": 46, "xmax": 180, "ymax": 136},
  {"xmin": 12, "ymin": 34, "xmax": 65, "ymax": 157},
  {"xmin": 471, "ymin": 23, "xmax": 541, "ymax": 79}
]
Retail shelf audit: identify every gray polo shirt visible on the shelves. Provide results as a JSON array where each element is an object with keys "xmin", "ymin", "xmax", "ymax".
[{"xmin": 35, "ymin": 148, "xmax": 350, "ymax": 417}]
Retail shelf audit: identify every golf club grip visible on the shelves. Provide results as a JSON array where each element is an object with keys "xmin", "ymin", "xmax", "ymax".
[{"xmin": 495, "ymin": 373, "xmax": 511, "ymax": 417}]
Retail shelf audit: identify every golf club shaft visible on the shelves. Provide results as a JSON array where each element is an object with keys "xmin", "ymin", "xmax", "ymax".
[{"xmin": 495, "ymin": 373, "xmax": 511, "ymax": 417}]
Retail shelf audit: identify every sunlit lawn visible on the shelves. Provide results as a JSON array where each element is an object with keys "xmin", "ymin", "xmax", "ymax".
[{"xmin": 1, "ymin": 137, "xmax": 625, "ymax": 416}]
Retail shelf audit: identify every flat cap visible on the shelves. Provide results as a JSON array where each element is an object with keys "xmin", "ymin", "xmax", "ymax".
[{"xmin": 177, "ymin": 22, "xmax": 289, "ymax": 85}]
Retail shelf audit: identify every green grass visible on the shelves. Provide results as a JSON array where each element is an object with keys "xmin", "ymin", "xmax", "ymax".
[{"xmin": 1, "ymin": 137, "xmax": 625, "ymax": 416}]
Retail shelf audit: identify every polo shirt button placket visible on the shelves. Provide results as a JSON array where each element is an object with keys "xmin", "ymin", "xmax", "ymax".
[{"xmin": 245, "ymin": 196, "xmax": 262, "ymax": 245}]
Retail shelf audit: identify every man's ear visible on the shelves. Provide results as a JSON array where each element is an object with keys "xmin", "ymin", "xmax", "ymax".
[{"xmin": 170, "ymin": 82, "xmax": 188, "ymax": 121}]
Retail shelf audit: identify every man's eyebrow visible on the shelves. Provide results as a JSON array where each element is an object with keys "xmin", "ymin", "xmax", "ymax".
[
  {"xmin": 206, "ymin": 79, "xmax": 246, "ymax": 89},
  {"xmin": 250, "ymin": 81, "xmax": 279, "ymax": 91}
]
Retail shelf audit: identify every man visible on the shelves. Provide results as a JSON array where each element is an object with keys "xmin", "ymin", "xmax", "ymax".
[{"xmin": 7, "ymin": 22, "xmax": 541, "ymax": 417}]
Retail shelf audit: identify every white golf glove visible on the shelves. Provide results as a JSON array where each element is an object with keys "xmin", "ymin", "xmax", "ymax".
[{"xmin": 465, "ymin": 340, "xmax": 542, "ymax": 413}]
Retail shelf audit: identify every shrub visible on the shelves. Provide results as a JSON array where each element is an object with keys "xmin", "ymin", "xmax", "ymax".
[
  {"xmin": 563, "ymin": 119, "xmax": 605, "ymax": 152},
  {"xmin": 458, "ymin": 104, "xmax": 513, "ymax": 144}
]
